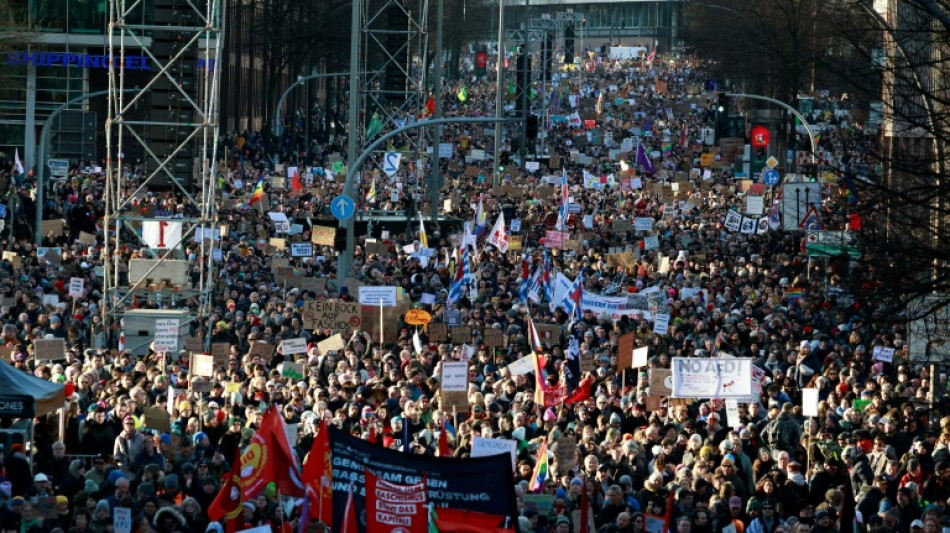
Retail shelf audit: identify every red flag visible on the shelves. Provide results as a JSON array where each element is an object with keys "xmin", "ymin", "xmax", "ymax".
[
  {"xmin": 425, "ymin": 95, "xmax": 436, "ymax": 116},
  {"xmin": 207, "ymin": 449, "xmax": 245, "ymax": 533},
  {"xmin": 291, "ymin": 170, "xmax": 303, "ymax": 192},
  {"xmin": 241, "ymin": 406, "xmax": 306, "ymax": 499},
  {"xmin": 303, "ymin": 418, "xmax": 333, "ymax": 527},
  {"xmin": 564, "ymin": 376, "xmax": 593, "ymax": 405},
  {"xmin": 438, "ymin": 419, "xmax": 451, "ymax": 457},
  {"xmin": 341, "ymin": 482, "xmax": 359, "ymax": 533},
  {"xmin": 365, "ymin": 468, "xmax": 427, "ymax": 533},
  {"xmin": 433, "ymin": 507, "xmax": 510, "ymax": 533}
]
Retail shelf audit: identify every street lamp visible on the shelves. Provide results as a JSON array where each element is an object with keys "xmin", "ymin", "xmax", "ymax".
[
  {"xmin": 35, "ymin": 88, "xmax": 142, "ymax": 244},
  {"xmin": 271, "ymin": 71, "xmax": 349, "ymax": 164}
]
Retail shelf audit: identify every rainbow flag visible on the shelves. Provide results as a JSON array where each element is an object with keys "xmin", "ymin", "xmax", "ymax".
[
  {"xmin": 528, "ymin": 440, "xmax": 549, "ymax": 493},
  {"xmin": 788, "ymin": 287, "xmax": 803, "ymax": 300},
  {"xmin": 241, "ymin": 178, "xmax": 264, "ymax": 211},
  {"xmin": 662, "ymin": 141, "xmax": 673, "ymax": 155}
]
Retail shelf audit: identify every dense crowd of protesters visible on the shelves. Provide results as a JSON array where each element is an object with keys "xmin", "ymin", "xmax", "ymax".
[{"xmin": 0, "ymin": 47, "xmax": 947, "ymax": 533}]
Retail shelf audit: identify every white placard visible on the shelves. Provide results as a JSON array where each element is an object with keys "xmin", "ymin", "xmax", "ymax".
[
  {"xmin": 358, "ymin": 286, "xmax": 398, "ymax": 307},
  {"xmin": 281, "ymin": 337, "xmax": 308, "ymax": 356},
  {"xmin": 142, "ymin": 220, "xmax": 183, "ymax": 249},
  {"xmin": 632, "ymin": 347, "xmax": 649, "ymax": 368},
  {"xmin": 290, "ymin": 243, "xmax": 313, "ymax": 257},
  {"xmin": 802, "ymin": 388, "xmax": 820, "ymax": 417},
  {"xmin": 68, "ymin": 277, "xmax": 84, "ymax": 298},
  {"xmin": 471, "ymin": 436, "xmax": 517, "ymax": 469},
  {"xmin": 525, "ymin": 161, "xmax": 540, "ymax": 172},
  {"xmin": 382, "ymin": 152, "xmax": 402, "ymax": 177},
  {"xmin": 746, "ymin": 195, "xmax": 765, "ymax": 215},
  {"xmin": 441, "ymin": 361, "xmax": 469, "ymax": 392},
  {"xmin": 671, "ymin": 357, "xmax": 754, "ymax": 399},
  {"xmin": 635, "ymin": 218, "xmax": 654, "ymax": 231},
  {"xmin": 653, "ymin": 313, "xmax": 671, "ymax": 335},
  {"xmin": 725, "ymin": 399, "xmax": 741, "ymax": 428},
  {"xmin": 420, "ymin": 292, "xmax": 436, "ymax": 305},
  {"xmin": 153, "ymin": 319, "xmax": 180, "ymax": 353},
  {"xmin": 507, "ymin": 356, "xmax": 534, "ymax": 376},
  {"xmin": 113, "ymin": 507, "xmax": 132, "ymax": 533},
  {"xmin": 583, "ymin": 215, "xmax": 593, "ymax": 229},
  {"xmin": 438, "ymin": 144, "xmax": 453, "ymax": 158},
  {"xmin": 192, "ymin": 354, "xmax": 215, "ymax": 377},
  {"xmin": 872, "ymin": 346, "xmax": 895, "ymax": 363}
]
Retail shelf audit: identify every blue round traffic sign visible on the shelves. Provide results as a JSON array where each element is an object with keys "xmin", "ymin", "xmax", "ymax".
[
  {"xmin": 330, "ymin": 195, "xmax": 356, "ymax": 220},
  {"xmin": 763, "ymin": 169, "xmax": 781, "ymax": 186}
]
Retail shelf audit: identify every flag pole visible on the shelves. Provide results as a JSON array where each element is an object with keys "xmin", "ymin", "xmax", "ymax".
[{"xmin": 379, "ymin": 298, "xmax": 384, "ymax": 350}]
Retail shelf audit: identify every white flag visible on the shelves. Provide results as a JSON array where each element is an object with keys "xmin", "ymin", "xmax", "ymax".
[
  {"xmin": 486, "ymin": 212, "xmax": 508, "ymax": 253},
  {"xmin": 13, "ymin": 149, "xmax": 24, "ymax": 175}
]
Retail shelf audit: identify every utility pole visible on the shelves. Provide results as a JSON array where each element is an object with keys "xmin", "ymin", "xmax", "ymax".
[
  {"xmin": 340, "ymin": 0, "xmax": 361, "ymax": 283},
  {"xmin": 519, "ymin": 0, "xmax": 530, "ymax": 164},
  {"xmin": 492, "ymin": 0, "xmax": 505, "ymax": 186},
  {"xmin": 428, "ymin": 0, "xmax": 444, "ymax": 220}
]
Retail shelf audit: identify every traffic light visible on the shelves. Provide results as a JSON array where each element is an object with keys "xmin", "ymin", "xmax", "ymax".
[
  {"xmin": 754, "ymin": 147, "xmax": 766, "ymax": 163},
  {"xmin": 715, "ymin": 93, "xmax": 730, "ymax": 142},
  {"xmin": 499, "ymin": 150, "xmax": 510, "ymax": 171},
  {"xmin": 526, "ymin": 115, "xmax": 539, "ymax": 140}
]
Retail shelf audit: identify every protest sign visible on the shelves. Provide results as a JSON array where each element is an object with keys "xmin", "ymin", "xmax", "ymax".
[
  {"xmin": 440, "ymin": 361, "xmax": 469, "ymax": 412},
  {"xmin": 404, "ymin": 309, "xmax": 432, "ymax": 325},
  {"xmin": 358, "ymin": 286, "xmax": 398, "ymax": 307},
  {"xmin": 483, "ymin": 328, "xmax": 505, "ymax": 347},
  {"xmin": 653, "ymin": 313, "xmax": 670, "ymax": 335},
  {"xmin": 211, "ymin": 343, "xmax": 231, "ymax": 366},
  {"xmin": 302, "ymin": 300, "xmax": 362, "ymax": 330},
  {"xmin": 671, "ymin": 357, "xmax": 753, "ymax": 399},
  {"xmin": 192, "ymin": 354, "xmax": 215, "ymax": 377},
  {"xmin": 617, "ymin": 331, "xmax": 635, "ymax": 368},
  {"xmin": 428, "ymin": 323, "xmax": 448, "ymax": 341},
  {"xmin": 872, "ymin": 345, "xmax": 895, "ymax": 363},
  {"xmin": 450, "ymin": 326, "xmax": 472, "ymax": 343},
  {"xmin": 68, "ymin": 277, "xmax": 84, "ymax": 298},
  {"xmin": 471, "ymin": 436, "xmax": 517, "ymax": 469},
  {"xmin": 556, "ymin": 435, "xmax": 577, "ymax": 473},
  {"xmin": 248, "ymin": 342, "xmax": 276, "ymax": 361},
  {"xmin": 311, "ymin": 225, "xmax": 336, "ymax": 246},
  {"xmin": 281, "ymin": 338, "xmax": 308, "ymax": 356},
  {"xmin": 153, "ymin": 319, "xmax": 180, "ymax": 353},
  {"xmin": 33, "ymin": 339, "xmax": 66, "ymax": 362},
  {"xmin": 649, "ymin": 368, "xmax": 673, "ymax": 396},
  {"xmin": 316, "ymin": 333, "xmax": 346, "ymax": 354},
  {"xmin": 802, "ymin": 388, "xmax": 820, "ymax": 417},
  {"xmin": 290, "ymin": 242, "xmax": 313, "ymax": 257},
  {"xmin": 329, "ymin": 427, "xmax": 516, "ymax": 533},
  {"xmin": 113, "ymin": 508, "xmax": 132, "ymax": 533}
]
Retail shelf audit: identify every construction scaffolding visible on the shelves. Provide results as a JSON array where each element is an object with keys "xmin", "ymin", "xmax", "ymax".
[{"xmin": 102, "ymin": 0, "xmax": 225, "ymax": 349}]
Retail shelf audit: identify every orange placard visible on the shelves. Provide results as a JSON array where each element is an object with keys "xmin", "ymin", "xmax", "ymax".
[{"xmin": 404, "ymin": 309, "xmax": 432, "ymax": 326}]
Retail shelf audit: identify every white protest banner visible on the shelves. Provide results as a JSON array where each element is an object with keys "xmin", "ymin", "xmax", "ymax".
[
  {"xmin": 358, "ymin": 286, "xmax": 398, "ymax": 307},
  {"xmin": 192, "ymin": 354, "xmax": 215, "ymax": 377},
  {"xmin": 635, "ymin": 218, "xmax": 654, "ymax": 231},
  {"xmin": 441, "ymin": 362, "xmax": 469, "ymax": 392},
  {"xmin": 153, "ymin": 319, "xmax": 180, "ymax": 353},
  {"xmin": 653, "ymin": 313, "xmax": 671, "ymax": 335},
  {"xmin": 68, "ymin": 277, "xmax": 84, "ymax": 298},
  {"xmin": 552, "ymin": 272, "xmax": 650, "ymax": 321},
  {"xmin": 290, "ymin": 243, "xmax": 313, "ymax": 257},
  {"xmin": 281, "ymin": 337, "xmax": 308, "ymax": 356},
  {"xmin": 471, "ymin": 436, "xmax": 517, "ymax": 469},
  {"xmin": 507, "ymin": 356, "xmax": 535, "ymax": 376},
  {"xmin": 113, "ymin": 507, "xmax": 132, "ymax": 533},
  {"xmin": 802, "ymin": 388, "xmax": 820, "ymax": 417},
  {"xmin": 746, "ymin": 195, "xmax": 765, "ymax": 215},
  {"xmin": 632, "ymin": 347, "xmax": 650, "ymax": 368},
  {"xmin": 872, "ymin": 346, "xmax": 895, "ymax": 363},
  {"xmin": 725, "ymin": 399, "xmax": 741, "ymax": 429},
  {"xmin": 671, "ymin": 357, "xmax": 754, "ymax": 399}
]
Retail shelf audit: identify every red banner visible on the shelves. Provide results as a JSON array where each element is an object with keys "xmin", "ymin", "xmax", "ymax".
[{"xmin": 365, "ymin": 468, "xmax": 428, "ymax": 533}]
